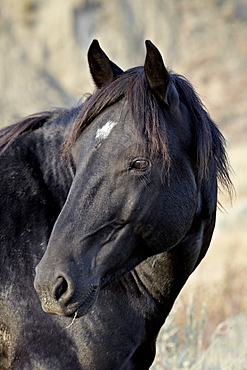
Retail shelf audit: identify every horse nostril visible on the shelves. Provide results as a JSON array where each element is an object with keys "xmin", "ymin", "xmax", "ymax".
[{"xmin": 53, "ymin": 276, "xmax": 69, "ymax": 301}]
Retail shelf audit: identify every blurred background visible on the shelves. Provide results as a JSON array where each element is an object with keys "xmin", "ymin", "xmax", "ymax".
[{"xmin": 0, "ymin": 0, "xmax": 246, "ymax": 368}]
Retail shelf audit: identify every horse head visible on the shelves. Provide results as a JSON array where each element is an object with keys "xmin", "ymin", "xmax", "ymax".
[{"xmin": 34, "ymin": 40, "xmax": 218, "ymax": 318}]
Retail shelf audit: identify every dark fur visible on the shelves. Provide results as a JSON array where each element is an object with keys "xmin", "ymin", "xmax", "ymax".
[{"xmin": 0, "ymin": 41, "xmax": 232, "ymax": 369}]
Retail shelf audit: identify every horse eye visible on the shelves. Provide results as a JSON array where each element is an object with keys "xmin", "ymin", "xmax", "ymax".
[{"xmin": 131, "ymin": 159, "xmax": 150, "ymax": 170}]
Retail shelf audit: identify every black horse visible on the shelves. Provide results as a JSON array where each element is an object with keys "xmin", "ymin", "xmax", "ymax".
[{"xmin": 0, "ymin": 40, "xmax": 231, "ymax": 369}]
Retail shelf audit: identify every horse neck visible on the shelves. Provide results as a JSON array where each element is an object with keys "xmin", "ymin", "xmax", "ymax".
[
  {"xmin": 0, "ymin": 116, "xmax": 75, "ymax": 280},
  {"xmin": 38, "ymin": 128, "xmax": 74, "ymax": 209},
  {"xmin": 29, "ymin": 115, "xmax": 76, "ymax": 209},
  {"xmin": 2, "ymin": 113, "xmax": 75, "ymax": 215}
]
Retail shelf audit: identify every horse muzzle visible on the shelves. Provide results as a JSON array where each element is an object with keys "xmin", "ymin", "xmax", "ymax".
[{"xmin": 34, "ymin": 269, "xmax": 99, "ymax": 318}]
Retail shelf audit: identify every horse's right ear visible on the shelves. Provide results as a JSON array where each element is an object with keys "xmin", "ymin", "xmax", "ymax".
[
  {"xmin": 88, "ymin": 40, "xmax": 123, "ymax": 88},
  {"xmin": 144, "ymin": 40, "xmax": 171, "ymax": 105}
]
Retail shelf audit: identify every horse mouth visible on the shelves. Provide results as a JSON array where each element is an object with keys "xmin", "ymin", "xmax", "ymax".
[{"xmin": 65, "ymin": 284, "xmax": 99, "ymax": 318}]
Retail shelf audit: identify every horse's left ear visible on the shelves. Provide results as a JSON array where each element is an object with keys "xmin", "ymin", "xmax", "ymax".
[
  {"xmin": 88, "ymin": 40, "xmax": 123, "ymax": 88},
  {"xmin": 144, "ymin": 40, "xmax": 172, "ymax": 105}
]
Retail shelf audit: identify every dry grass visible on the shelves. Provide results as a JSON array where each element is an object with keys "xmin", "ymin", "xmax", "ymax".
[{"xmin": 151, "ymin": 262, "xmax": 247, "ymax": 369}]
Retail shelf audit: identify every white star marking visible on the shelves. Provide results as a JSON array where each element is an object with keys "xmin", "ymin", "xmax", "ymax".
[{"xmin": 95, "ymin": 120, "xmax": 118, "ymax": 141}]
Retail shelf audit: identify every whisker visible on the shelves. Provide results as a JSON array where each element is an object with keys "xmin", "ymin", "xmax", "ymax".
[{"xmin": 66, "ymin": 310, "xmax": 78, "ymax": 329}]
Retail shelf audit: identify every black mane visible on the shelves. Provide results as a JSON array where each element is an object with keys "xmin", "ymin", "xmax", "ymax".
[{"xmin": 171, "ymin": 73, "xmax": 232, "ymax": 193}]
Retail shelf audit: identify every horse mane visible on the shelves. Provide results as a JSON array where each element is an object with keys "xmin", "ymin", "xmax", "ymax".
[
  {"xmin": 0, "ymin": 110, "xmax": 62, "ymax": 153},
  {"xmin": 170, "ymin": 73, "xmax": 233, "ymax": 194},
  {"xmin": 63, "ymin": 67, "xmax": 232, "ymax": 194}
]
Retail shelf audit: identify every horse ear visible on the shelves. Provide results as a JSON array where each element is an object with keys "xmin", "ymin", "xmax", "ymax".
[
  {"xmin": 88, "ymin": 40, "xmax": 123, "ymax": 88},
  {"xmin": 144, "ymin": 40, "xmax": 171, "ymax": 104}
]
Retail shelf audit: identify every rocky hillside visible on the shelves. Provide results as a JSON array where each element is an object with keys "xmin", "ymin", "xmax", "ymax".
[{"xmin": 0, "ymin": 0, "xmax": 246, "ymax": 143}]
